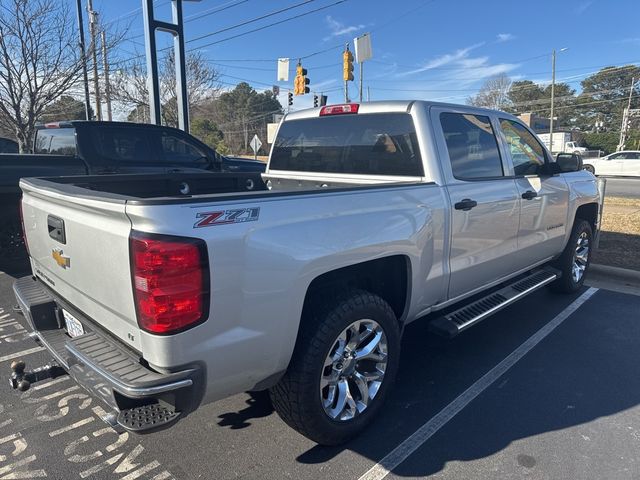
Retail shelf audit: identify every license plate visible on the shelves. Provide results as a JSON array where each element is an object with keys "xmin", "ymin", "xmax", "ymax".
[{"xmin": 62, "ymin": 309, "xmax": 84, "ymax": 338}]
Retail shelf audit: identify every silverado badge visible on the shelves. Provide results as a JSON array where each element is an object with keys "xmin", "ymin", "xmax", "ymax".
[{"xmin": 52, "ymin": 248, "xmax": 70, "ymax": 269}]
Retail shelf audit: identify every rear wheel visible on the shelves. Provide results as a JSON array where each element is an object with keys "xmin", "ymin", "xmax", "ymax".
[
  {"xmin": 269, "ymin": 290, "xmax": 400, "ymax": 445},
  {"xmin": 550, "ymin": 219, "xmax": 593, "ymax": 293},
  {"xmin": 583, "ymin": 164, "xmax": 595, "ymax": 174}
]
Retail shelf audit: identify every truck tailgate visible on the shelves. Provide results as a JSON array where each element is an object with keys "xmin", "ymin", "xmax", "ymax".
[{"xmin": 20, "ymin": 180, "xmax": 141, "ymax": 351}]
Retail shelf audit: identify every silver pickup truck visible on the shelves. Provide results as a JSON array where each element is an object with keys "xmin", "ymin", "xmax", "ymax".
[{"xmin": 12, "ymin": 101, "xmax": 603, "ymax": 445}]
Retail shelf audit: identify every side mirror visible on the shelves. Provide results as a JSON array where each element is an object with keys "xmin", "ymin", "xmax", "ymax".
[{"xmin": 555, "ymin": 153, "xmax": 583, "ymax": 173}]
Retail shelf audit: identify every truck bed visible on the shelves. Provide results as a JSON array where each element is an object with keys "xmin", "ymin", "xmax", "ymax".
[
  {"xmin": 21, "ymin": 172, "xmax": 397, "ymax": 206},
  {"xmin": 26, "ymin": 172, "xmax": 268, "ymax": 200}
]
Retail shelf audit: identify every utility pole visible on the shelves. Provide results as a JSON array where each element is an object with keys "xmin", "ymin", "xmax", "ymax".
[
  {"xmin": 549, "ymin": 49, "xmax": 556, "ymax": 155},
  {"xmin": 618, "ymin": 77, "xmax": 635, "ymax": 151},
  {"xmin": 367, "ymin": 86, "xmax": 370, "ymax": 102},
  {"xmin": 101, "ymin": 31, "xmax": 112, "ymax": 121},
  {"xmin": 76, "ymin": 0, "xmax": 91, "ymax": 121},
  {"xmin": 548, "ymin": 48, "xmax": 568, "ymax": 154},
  {"xmin": 87, "ymin": 0, "xmax": 101, "ymax": 121}
]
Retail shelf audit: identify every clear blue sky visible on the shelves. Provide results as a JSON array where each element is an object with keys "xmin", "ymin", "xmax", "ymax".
[{"xmin": 93, "ymin": 0, "xmax": 640, "ymax": 111}]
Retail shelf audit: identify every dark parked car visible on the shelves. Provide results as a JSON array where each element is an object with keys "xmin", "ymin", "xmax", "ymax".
[
  {"xmin": 0, "ymin": 137, "xmax": 18, "ymax": 153},
  {"xmin": 0, "ymin": 121, "xmax": 265, "ymax": 256}
]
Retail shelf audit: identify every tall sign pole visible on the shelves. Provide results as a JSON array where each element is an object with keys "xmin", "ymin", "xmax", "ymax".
[
  {"xmin": 75, "ymin": 0, "xmax": 91, "ymax": 121},
  {"xmin": 142, "ymin": 0, "xmax": 197, "ymax": 132}
]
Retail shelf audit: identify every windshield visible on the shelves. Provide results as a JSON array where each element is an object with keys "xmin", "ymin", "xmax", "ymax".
[{"xmin": 270, "ymin": 113, "xmax": 423, "ymax": 177}]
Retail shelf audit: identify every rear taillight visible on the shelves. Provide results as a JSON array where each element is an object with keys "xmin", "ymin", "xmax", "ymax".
[
  {"xmin": 130, "ymin": 232, "xmax": 209, "ymax": 335},
  {"xmin": 319, "ymin": 104, "xmax": 359, "ymax": 116},
  {"xmin": 19, "ymin": 199, "xmax": 29, "ymax": 256}
]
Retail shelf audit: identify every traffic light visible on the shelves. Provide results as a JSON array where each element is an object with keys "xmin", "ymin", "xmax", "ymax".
[
  {"xmin": 343, "ymin": 49, "xmax": 354, "ymax": 82},
  {"xmin": 313, "ymin": 94, "xmax": 319, "ymax": 107},
  {"xmin": 294, "ymin": 63, "xmax": 310, "ymax": 95},
  {"xmin": 320, "ymin": 95, "xmax": 328, "ymax": 106},
  {"xmin": 288, "ymin": 91, "xmax": 293, "ymax": 106}
]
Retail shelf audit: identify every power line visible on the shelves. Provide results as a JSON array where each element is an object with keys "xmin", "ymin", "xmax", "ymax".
[
  {"xmin": 189, "ymin": 0, "xmax": 349, "ymax": 50},
  {"xmin": 184, "ymin": 0, "xmax": 250, "ymax": 22},
  {"xmin": 186, "ymin": 0, "xmax": 316, "ymax": 44},
  {"xmin": 123, "ymin": 0, "xmax": 252, "ymax": 44},
  {"xmin": 111, "ymin": 0, "xmax": 348, "ymax": 67}
]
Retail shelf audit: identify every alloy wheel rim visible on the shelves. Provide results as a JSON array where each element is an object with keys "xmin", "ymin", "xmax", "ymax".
[
  {"xmin": 572, "ymin": 232, "xmax": 590, "ymax": 283},
  {"xmin": 320, "ymin": 319, "xmax": 388, "ymax": 421}
]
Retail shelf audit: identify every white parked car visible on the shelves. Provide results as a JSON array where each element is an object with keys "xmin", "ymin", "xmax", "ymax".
[{"xmin": 583, "ymin": 150, "xmax": 640, "ymax": 177}]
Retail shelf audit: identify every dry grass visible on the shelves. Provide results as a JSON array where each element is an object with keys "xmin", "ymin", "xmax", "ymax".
[{"xmin": 592, "ymin": 196, "xmax": 640, "ymax": 270}]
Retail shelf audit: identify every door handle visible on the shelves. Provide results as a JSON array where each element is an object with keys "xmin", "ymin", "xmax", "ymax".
[
  {"xmin": 454, "ymin": 198, "xmax": 478, "ymax": 211},
  {"xmin": 168, "ymin": 168, "xmax": 183, "ymax": 173},
  {"xmin": 521, "ymin": 190, "xmax": 538, "ymax": 200}
]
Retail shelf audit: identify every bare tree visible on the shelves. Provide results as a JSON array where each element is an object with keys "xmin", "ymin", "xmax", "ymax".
[
  {"xmin": 467, "ymin": 74, "xmax": 513, "ymax": 111},
  {"xmin": 0, "ymin": 0, "xmax": 83, "ymax": 152},
  {"xmin": 161, "ymin": 50, "xmax": 221, "ymax": 127},
  {"xmin": 112, "ymin": 50, "xmax": 221, "ymax": 127}
]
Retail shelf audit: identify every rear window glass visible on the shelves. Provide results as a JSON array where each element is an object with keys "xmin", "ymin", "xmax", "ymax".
[
  {"xmin": 34, "ymin": 128, "xmax": 77, "ymax": 155},
  {"xmin": 93, "ymin": 128, "xmax": 152, "ymax": 163},
  {"xmin": 270, "ymin": 113, "xmax": 423, "ymax": 176}
]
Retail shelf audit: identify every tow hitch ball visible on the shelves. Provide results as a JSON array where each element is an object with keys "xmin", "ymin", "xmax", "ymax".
[{"xmin": 9, "ymin": 360, "xmax": 66, "ymax": 392}]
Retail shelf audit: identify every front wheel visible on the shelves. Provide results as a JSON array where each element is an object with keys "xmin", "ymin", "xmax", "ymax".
[
  {"xmin": 550, "ymin": 220, "xmax": 593, "ymax": 293},
  {"xmin": 269, "ymin": 290, "xmax": 401, "ymax": 445},
  {"xmin": 583, "ymin": 164, "xmax": 595, "ymax": 174}
]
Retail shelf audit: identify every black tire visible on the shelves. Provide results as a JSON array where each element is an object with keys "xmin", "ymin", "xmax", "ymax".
[
  {"xmin": 269, "ymin": 289, "xmax": 401, "ymax": 445},
  {"xmin": 550, "ymin": 219, "xmax": 593, "ymax": 293},
  {"xmin": 583, "ymin": 164, "xmax": 595, "ymax": 174}
]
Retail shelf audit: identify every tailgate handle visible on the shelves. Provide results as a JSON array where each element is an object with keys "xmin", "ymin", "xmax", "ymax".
[{"xmin": 47, "ymin": 215, "xmax": 66, "ymax": 244}]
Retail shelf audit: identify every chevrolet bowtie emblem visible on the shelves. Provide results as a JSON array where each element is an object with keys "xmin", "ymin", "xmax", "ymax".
[{"xmin": 52, "ymin": 249, "xmax": 70, "ymax": 269}]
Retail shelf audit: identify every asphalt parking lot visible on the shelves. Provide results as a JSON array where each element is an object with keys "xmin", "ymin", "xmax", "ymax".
[
  {"xmin": 1, "ymin": 265, "xmax": 639, "ymax": 480},
  {"xmin": 603, "ymin": 177, "xmax": 640, "ymax": 199}
]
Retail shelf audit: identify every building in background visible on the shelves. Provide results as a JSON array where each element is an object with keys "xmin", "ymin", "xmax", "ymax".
[{"xmin": 517, "ymin": 112, "xmax": 550, "ymax": 133}]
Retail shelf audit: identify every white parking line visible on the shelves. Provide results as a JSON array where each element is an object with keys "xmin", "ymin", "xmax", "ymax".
[
  {"xmin": 358, "ymin": 287, "xmax": 599, "ymax": 480},
  {"xmin": 31, "ymin": 376, "xmax": 70, "ymax": 391},
  {"xmin": 0, "ymin": 346, "xmax": 44, "ymax": 363},
  {"xmin": 49, "ymin": 417, "xmax": 95, "ymax": 437}
]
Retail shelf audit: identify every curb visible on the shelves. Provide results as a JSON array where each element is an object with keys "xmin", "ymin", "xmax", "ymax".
[{"xmin": 589, "ymin": 263, "xmax": 640, "ymax": 285}]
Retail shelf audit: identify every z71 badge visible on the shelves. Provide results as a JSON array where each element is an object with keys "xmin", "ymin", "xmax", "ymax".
[{"xmin": 194, "ymin": 207, "xmax": 260, "ymax": 228}]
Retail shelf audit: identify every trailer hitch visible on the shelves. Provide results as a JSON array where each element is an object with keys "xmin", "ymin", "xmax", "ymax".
[{"xmin": 9, "ymin": 359, "xmax": 67, "ymax": 392}]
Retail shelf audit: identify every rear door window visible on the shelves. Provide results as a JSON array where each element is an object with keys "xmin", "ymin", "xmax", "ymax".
[
  {"xmin": 34, "ymin": 128, "xmax": 77, "ymax": 155},
  {"xmin": 93, "ymin": 128, "xmax": 153, "ymax": 163},
  {"xmin": 440, "ymin": 113, "xmax": 503, "ymax": 179},
  {"xmin": 270, "ymin": 113, "xmax": 423, "ymax": 176}
]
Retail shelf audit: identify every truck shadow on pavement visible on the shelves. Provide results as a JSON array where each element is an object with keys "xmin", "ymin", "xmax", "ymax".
[
  {"xmin": 217, "ymin": 390, "xmax": 274, "ymax": 430},
  {"xmin": 296, "ymin": 289, "xmax": 640, "ymax": 477}
]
